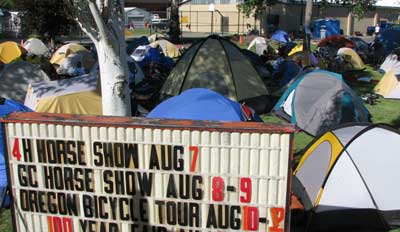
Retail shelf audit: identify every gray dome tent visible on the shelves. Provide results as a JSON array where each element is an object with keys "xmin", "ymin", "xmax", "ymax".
[
  {"xmin": 273, "ymin": 70, "xmax": 371, "ymax": 136},
  {"xmin": 0, "ymin": 61, "xmax": 50, "ymax": 103},
  {"xmin": 160, "ymin": 35, "xmax": 272, "ymax": 113}
]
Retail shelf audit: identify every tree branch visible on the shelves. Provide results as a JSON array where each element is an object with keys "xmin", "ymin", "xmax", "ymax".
[
  {"xmin": 88, "ymin": 0, "xmax": 111, "ymax": 44},
  {"xmin": 102, "ymin": 0, "xmax": 112, "ymax": 20},
  {"xmin": 76, "ymin": 19, "xmax": 98, "ymax": 42}
]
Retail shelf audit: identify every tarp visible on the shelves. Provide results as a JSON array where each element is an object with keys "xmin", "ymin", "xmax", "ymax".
[
  {"xmin": 35, "ymin": 90, "xmax": 102, "ymax": 115},
  {"xmin": 150, "ymin": 39, "xmax": 180, "ymax": 58},
  {"xmin": 288, "ymin": 44, "xmax": 303, "ymax": 56},
  {"xmin": 347, "ymin": 36, "xmax": 371, "ymax": 61},
  {"xmin": 337, "ymin": 47, "xmax": 365, "ymax": 71},
  {"xmin": 50, "ymin": 43, "xmax": 89, "ymax": 66},
  {"xmin": 24, "ymin": 73, "xmax": 98, "ymax": 109},
  {"xmin": 374, "ymin": 69, "xmax": 400, "ymax": 99},
  {"xmin": 271, "ymin": 30, "xmax": 290, "ymax": 44},
  {"xmin": 148, "ymin": 88, "xmax": 262, "ymax": 122},
  {"xmin": 0, "ymin": 61, "xmax": 50, "ymax": 103},
  {"xmin": 273, "ymin": 70, "xmax": 371, "ymax": 136},
  {"xmin": 247, "ymin": 36, "xmax": 267, "ymax": 55},
  {"xmin": 56, "ymin": 51, "xmax": 96, "ymax": 76},
  {"xmin": 272, "ymin": 59, "xmax": 301, "ymax": 88},
  {"xmin": 160, "ymin": 35, "xmax": 272, "ymax": 113},
  {"xmin": 0, "ymin": 98, "xmax": 31, "ymax": 208},
  {"xmin": 0, "ymin": 41, "xmax": 25, "ymax": 64},
  {"xmin": 148, "ymin": 33, "xmax": 167, "ymax": 43},
  {"xmin": 127, "ymin": 57, "xmax": 145, "ymax": 85},
  {"xmin": 126, "ymin": 36, "xmax": 150, "ymax": 55},
  {"xmin": 379, "ymin": 29, "xmax": 400, "ymax": 55},
  {"xmin": 380, "ymin": 53, "xmax": 400, "ymax": 74},
  {"xmin": 313, "ymin": 19, "xmax": 340, "ymax": 39},
  {"xmin": 318, "ymin": 35, "xmax": 355, "ymax": 49},
  {"xmin": 23, "ymin": 38, "xmax": 49, "ymax": 56},
  {"xmin": 140, "ymin": 47, "xmax": 161, "ymax": 65},
  {"xmin": 294, "ymin": 123, "xmax": 400, "ymax": 231}
]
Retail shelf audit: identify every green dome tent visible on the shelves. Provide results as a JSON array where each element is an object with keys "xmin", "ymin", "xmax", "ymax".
[{"xmin": 160, "ymin": 35, "xmax": 272, "ymax": 113}]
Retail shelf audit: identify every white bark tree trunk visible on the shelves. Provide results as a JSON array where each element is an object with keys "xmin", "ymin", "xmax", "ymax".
[
  {"xmin": 71, "ymin": 0, "xmax": 131, "ymax": 116},
  {"xmin": 96, "ymin": 40, "xmax": 131, "ymax": 116}
]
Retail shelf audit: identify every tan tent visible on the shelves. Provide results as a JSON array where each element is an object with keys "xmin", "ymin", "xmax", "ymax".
[
  {"xmin": 374, "ymin": 69, "xmax": 400, "ymax": 99},
  {"xmin": 148, "ymin": 33, "xmax": 166, "ymax": 43},
  {"xmin": 337, "ymin": 47, "xmax": 365, "ymax": 71},
  {"xmin": 35, "ymin": 91, "xmax": 102, "ymax": 115},
  {"xmin": 150, "ymin": 39, "xmax": 180, "ymax": 58},
  {"xmin": 24, "ymin": 73, "xmax": 98, "ymax": 109},
  {"xmin": 50, "ymin": 43, "xmax": 89, "ymax": 65}
]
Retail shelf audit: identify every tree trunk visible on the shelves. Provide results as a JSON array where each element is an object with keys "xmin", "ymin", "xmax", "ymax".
[
  {"xmin": 303, "ymin": 0, "xmax": 313, "ymax": 66},
  {"xmin": 96, "ymin": 39, "xmax": 131, "ymax": 116},
  {"xmin": 73, "ymin": 0, "xmax": 132, "ymax": 117},
  {"xmin": 169, "ymin": 0, "xmax": 180, "ymax": 43}
]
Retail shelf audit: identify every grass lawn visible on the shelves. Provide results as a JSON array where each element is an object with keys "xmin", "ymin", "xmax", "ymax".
[{"xmin": 0, "ymin": 39, "xmax": 399, "ymax": 231}]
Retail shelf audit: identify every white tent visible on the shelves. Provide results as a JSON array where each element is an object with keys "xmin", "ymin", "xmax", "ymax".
[
  {"xmin": 23, "ymin": 38, "xmax": 49, "ymax": 56},
  {"xmin": 56, "ymin": 51, "xmax": 96, "ymax": 76},
  {"xmin": 295, "ymin": 124, "xmax": 400, "ymax": 231},
  {"xmin": 247, "ymin": 36, "xmax": 267, "ymax": 55},
  {"xmin": 380, "ymin": 53, "xmax": 400, "ymax": 75},
  {"xmin": 24, "ymin": 73, "xmax": 98, "ymax": 109}
]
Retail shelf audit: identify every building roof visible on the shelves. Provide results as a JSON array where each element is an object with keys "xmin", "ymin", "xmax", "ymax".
[{"xmin": 375, "ymin": 0, "xmax": 400, "ymax": 7}]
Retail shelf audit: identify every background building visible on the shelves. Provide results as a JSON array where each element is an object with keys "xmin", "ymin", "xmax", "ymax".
[
  {"xmin": 125, "ymin": 7, "xmax": 152, "ymax": 29},
  {"xmin": 180, "ymin": 1, "xmax": 400, "ymax": 36}
]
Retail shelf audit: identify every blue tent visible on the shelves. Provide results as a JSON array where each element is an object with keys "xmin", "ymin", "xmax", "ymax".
[
  {"xmin": 379, "ymin": 29, "xmax": 400, "ymax": 55},
  {"xmin": 271, "ymin": 30, "xmax": 290, "ymax": 44},
  {"xmin": 272, "ymin": 59, "xmax": 301, "ymax": 88},
  {"xmin": 0, "ymin": 98, "xmax": 31, "ymax": 208},
  {"xmin": 147, "ymin": 88, "xmax": 262, "ymax": 122},
  {"xmin": 126, "ymin": 36, "xmax": 150, "ymax": 55},
  {"xmin": 140, "ymin": 47, "xmax": 161, "ymax": 66},
  {"xmin": 313, "ymin": 19, "xmax": 340, "ymax": 39}
]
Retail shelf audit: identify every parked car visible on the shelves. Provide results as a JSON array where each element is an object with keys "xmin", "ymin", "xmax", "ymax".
[{"xmin": 151, "ymin": 19, "xmax": 169, "ymax": 31}]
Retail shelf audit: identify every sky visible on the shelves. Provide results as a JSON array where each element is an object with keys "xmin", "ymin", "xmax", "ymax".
[{"xmin": 375, "ymin": 0, "xmax": 400, "ymax": 7}]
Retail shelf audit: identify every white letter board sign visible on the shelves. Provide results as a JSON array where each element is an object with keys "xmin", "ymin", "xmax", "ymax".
[{"xmin": 1, "ymin": 112, "xmax": 294, "ymax": 232}]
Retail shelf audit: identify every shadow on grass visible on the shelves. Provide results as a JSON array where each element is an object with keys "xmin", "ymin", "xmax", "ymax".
[
  {"xmin": 391, "ymin": 116, "xmax": 400, "ymax": 129},
  {"xmin": 343, "ymin": 69, "xmax": 381, "ymax": 95}
]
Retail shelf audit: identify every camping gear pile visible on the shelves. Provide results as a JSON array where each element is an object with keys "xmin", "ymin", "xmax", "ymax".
[{"xmin": 127, "ymin": 36, "xmax": 179, "ymax": 112}]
